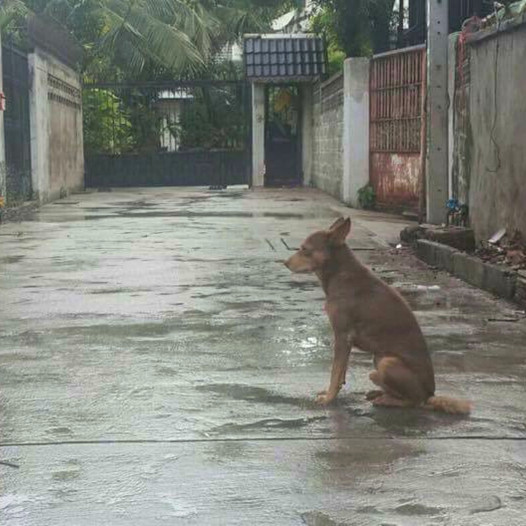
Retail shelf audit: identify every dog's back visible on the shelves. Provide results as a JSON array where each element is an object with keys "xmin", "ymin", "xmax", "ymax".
[{"xmin": 329, "ymin": 257, "xmax": 436, "ymax": 396}]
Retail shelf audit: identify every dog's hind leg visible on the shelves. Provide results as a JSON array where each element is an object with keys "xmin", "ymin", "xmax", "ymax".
[
  {"xmin": 370, "ymin": 356, "xmax": 428, "ymax": 408},
  {"xmin": 366, "ymin": 369, "xmax": 386, "ymax": 400}
]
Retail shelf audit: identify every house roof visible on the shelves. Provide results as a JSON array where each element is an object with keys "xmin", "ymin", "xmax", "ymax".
[
  {"xmin": 158, "ymin": 90, "xmax": 194, "ymax": 101},
  {"xmin": 243, "ymin": 34, "xmax": 326, "ymax": 82},
  {"xmin": 272, "ymin": 11, "xmax": 296, "ymax": 31}
]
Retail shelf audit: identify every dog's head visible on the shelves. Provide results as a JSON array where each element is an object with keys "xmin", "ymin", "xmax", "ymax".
[{"xmin": 284, "ymin": 217, "xmax": 351, "ymax": 273}]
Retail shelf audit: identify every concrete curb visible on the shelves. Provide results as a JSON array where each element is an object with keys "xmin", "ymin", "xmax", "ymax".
[
  {"xmin": 0, "ymin": 201, "xmax": 39, "ymax": 224},
  {"xmin": 415, "ymin": 239, "xmax": 524, "ymax": 306}
]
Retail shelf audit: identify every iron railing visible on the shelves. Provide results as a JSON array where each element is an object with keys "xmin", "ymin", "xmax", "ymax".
[
  {"xmin": 2, "ymin": 40, "xmax": 32, "ymax": 205},
  {"xmin": 370, "ymin": 45, "xmax": 426, "ymax": 154}
]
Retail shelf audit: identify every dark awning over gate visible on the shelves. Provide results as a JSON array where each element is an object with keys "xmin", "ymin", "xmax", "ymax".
[{"xmin": 243, "ymin": 34, "xmax": 326, "ymax": 83}]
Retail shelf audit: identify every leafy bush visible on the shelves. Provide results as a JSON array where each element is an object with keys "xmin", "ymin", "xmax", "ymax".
[
  {"xmin": 83, "ymin": 89, "xmax": 133, "ymax": 154},
  {"xmin": 178, "ymin": 86, "xmax": 247, "ymax": 150},
  {"xmin": 358, "ymin": 184, "xmax": 376, "ymax": 210}
]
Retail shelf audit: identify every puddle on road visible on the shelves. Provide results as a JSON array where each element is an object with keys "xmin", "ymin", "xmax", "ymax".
[
  {"xmin": 0, "ymin": 255, "xmax": 26, "ymax": 264},
  {"xmin": 300, "ymin": 511, "xmax": 349, "ymax": 526},
  {"xmin": 196, "ymin": 383, "xmax": 315, "ymax": 408},
  {"xmin": 394, "ymin": 501, "xmax": 445, "ymax": 516},
  {"xmin": 34, "ymin": 209, "xmax": 338, "ymax": 222},
  {"xmin": 211, "ymin": 416, "xmax": 327, "ymax": 434}
]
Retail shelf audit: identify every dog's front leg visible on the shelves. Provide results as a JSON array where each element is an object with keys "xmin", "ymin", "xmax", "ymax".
[{"xmin": 316, "ymin": 334, "xmax": 351, "ymax": 405}]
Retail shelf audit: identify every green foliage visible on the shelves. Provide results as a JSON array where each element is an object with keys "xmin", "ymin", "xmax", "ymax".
[
  {"xmin": 82, "ymin": 89, "xmax": 133, "ymax": 154},
  {"xmin": 1, "ymin": 0, "xmax": 286, "ymax": 79},
  {"xmin": 0, "ymin": 0, "xmax": 31, "ymax": 43},
  {"xmin": 178, "ymin": 86, "xmax": 247, "ymax": 149},
  {"xmin": 313, "ymin": 0, "xmax": 396, "ymax": 57},
  {"xmin": 310, "ymin": 7, "xmax": 345, "ymax": 75},
  {"xmin": 358, "ymin": 184, "xmax": 376, "ymax": 210}
]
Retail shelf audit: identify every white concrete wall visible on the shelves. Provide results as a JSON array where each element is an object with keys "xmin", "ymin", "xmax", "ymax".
[
  {"xmin": 29, "ymin": 51, "xmax": 49, "ymax": 202},
  {"xmin": 251, "ymin": 83, "xmax": 265, "ymax": 187},
  {"xmin": 300, "ymin": 84, "xmax": 313, "ymax": 186},
  {"xmin": 342, "ymin": 57, "xmax": 370, "ymax": 207},
  {"xmin": 449, "ymin": 21, "xmax": 526, "ymax": 242},
  {"xmin": 29, "ymin": 48, "xmax": 84, "ymax": 203},
  {"xmin": 465, "ymin": 23, "xmax": 526, "ymax": 241},
  {"xmin": 0, "ymin": 30, "xmax": 6, "ymax": 203},
  {"xmin": 310, "ymin": 60, "xmax": 370, "ymax": 207}
]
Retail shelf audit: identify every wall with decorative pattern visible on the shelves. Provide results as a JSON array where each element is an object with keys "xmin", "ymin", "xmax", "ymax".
[{"xmin": 29, "ymin": 47, "xmax": 84, "ymax": 203}]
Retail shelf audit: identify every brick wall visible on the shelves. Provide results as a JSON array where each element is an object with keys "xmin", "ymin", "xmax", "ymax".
[{"xmin": 311, "ymin": 73, "xmax": 344, "ymax": 199}]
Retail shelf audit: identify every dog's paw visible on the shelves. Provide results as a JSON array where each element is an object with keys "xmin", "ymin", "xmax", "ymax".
[{"xmin": 315, "ymin": 392, "xmax": 336, "ymax": 406}]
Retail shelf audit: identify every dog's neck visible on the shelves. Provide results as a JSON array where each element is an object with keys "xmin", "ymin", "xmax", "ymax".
[{"xmin": 315, "ymin": 244, "xmax": 360, "ymax": 295}]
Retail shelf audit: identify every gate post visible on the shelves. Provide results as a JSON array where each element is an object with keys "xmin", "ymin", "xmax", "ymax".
[
  {"xmin": 300, "ymin": 84, "xmax": 313, "ymax": 187},
  {"xmin": 426, "ymin": 0, "xmax": 449, "ymax": 224},
  {"xmin": 251, "ymin": 83, "xmax": 265, "ymax": 187},
  {"xmin": 342, "ymin": 57, "xmax": 370, "ymax": 207},
  {"xmin": 0, "ymin": 29, "xmax": 6, "ymax": 203},
  {"xmin": 27, "ymin": 50, "xmax": 49, "ymax": 203}
]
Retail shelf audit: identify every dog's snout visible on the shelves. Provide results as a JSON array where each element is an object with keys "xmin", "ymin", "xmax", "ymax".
[{"xmin": 284, "ymin": 258, "xmax": 291, "ymax": 269}]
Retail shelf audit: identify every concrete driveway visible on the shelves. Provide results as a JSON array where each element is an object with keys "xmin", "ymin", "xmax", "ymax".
[{"xmin": 1, "ymin": 187, "xmax": 525, "ymax": 525}]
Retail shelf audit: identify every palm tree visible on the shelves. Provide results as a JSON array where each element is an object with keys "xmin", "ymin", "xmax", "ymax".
[
  {"xmin": 0, "ymin": 0, "xmax": 30, "ymax": 34},
  {"xmin": 95, "ymin": 0, "xmax": 219, "ymax": 76},
  {"xmin": 0, "ymin": 0, "xmax": 290, "ymax": 77}
]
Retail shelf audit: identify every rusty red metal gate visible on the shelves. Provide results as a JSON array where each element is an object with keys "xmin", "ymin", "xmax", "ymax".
[{"xmin": 369, "ymin": 45, "xmax": 426, "ymax": 215}]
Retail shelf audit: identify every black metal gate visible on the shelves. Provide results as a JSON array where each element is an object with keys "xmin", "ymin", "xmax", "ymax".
[
  {"xmin": 83, "ymin": 81, "xmax": 251, "ymax": 188},
  {"xmin": 264, "ymin": 85, "xmax": 302, "ymax": 187},
  {"xmin": 2, "ymin": 41, "xmax": 32, "ymax": 204}
]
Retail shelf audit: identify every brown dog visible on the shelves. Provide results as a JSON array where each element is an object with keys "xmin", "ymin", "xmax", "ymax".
[{"xmin": 285, "ymin": 217, "xmax": 471, "ymax": 414}]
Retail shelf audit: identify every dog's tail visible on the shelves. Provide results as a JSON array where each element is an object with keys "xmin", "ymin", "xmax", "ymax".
[{"xmin": 424, "ymin": 395, "xmax": 471, "ymax": 415}]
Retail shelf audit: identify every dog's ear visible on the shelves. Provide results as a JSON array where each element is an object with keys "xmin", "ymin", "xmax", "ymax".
[
  {"xmin": 328, "ymin": 217, "xmax": 351, "ymax": 245},
  {"xmin": 328, "ymin": 217, "xmax": 346, "ymax": 231}
]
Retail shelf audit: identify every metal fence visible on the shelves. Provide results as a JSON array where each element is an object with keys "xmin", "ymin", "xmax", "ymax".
[
  {"xmin": 2, "ymin": 41, "xmax": 32, "ymax": 205},
  {"xmin": 370, "ymin": 45, "xmax": 425, "ymax": 154},
  {"xmin": 83, "ymin": 81, "xmax": 251, "ymax": 188},
  {"xmin": 369, "ymin": 45, "xmax": 426, "ymax": 214}
]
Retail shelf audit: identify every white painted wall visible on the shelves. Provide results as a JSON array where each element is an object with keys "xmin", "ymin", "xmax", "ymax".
[
  {"xmin": 301, "ymin": 84, "xmax": 313, "ymax": 186},
  {"xmin": 29, "ymin": 48, "xmax": 84, "ymax": 203},
  {"xmin": 342, "ymin": 57, "xmax": 370, "ymax": 207},
  {"xmin": 251, "ymin": 83, "xmax": 265, "ymax": 187},
  {"xmin": 29, "ymin": 51, "xmax": 49, "ymax": 202}
]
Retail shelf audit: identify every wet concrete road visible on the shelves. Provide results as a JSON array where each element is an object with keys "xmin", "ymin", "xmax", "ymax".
[{"xmin": 1, "ymin": 187, "xmax": 525, "ymax": 525}]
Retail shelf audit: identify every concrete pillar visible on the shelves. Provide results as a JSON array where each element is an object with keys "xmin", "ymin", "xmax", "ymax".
[
  {"xmin": 251, "ymin": 83, "xmax": 265, "ymax": 187},
  {"xmin": 0, "ymin": 30, "xmax": 6, "ymax": 203},
  {"xmin": 28, "ymin": 50, "xmax": 50, "ymax": 203},
  {"xmin": 300, "ymin": 84, "xmax": 313, "ymax": 186},
  {"xmin": 342, "ymin": 57, "xmax": 370, "ymax": 207},
  {"xmin": 426, "ymin": 0, "xmax": 449, "ymax": 224},
  {"xmin": 447, "ymin": 33, "xmax": 458, "ymax": 200}
]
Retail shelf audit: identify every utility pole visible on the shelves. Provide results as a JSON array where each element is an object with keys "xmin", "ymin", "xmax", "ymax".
[{"xmin": 426, "ymin": 0, "xmax": 449, "ymax": 224}]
